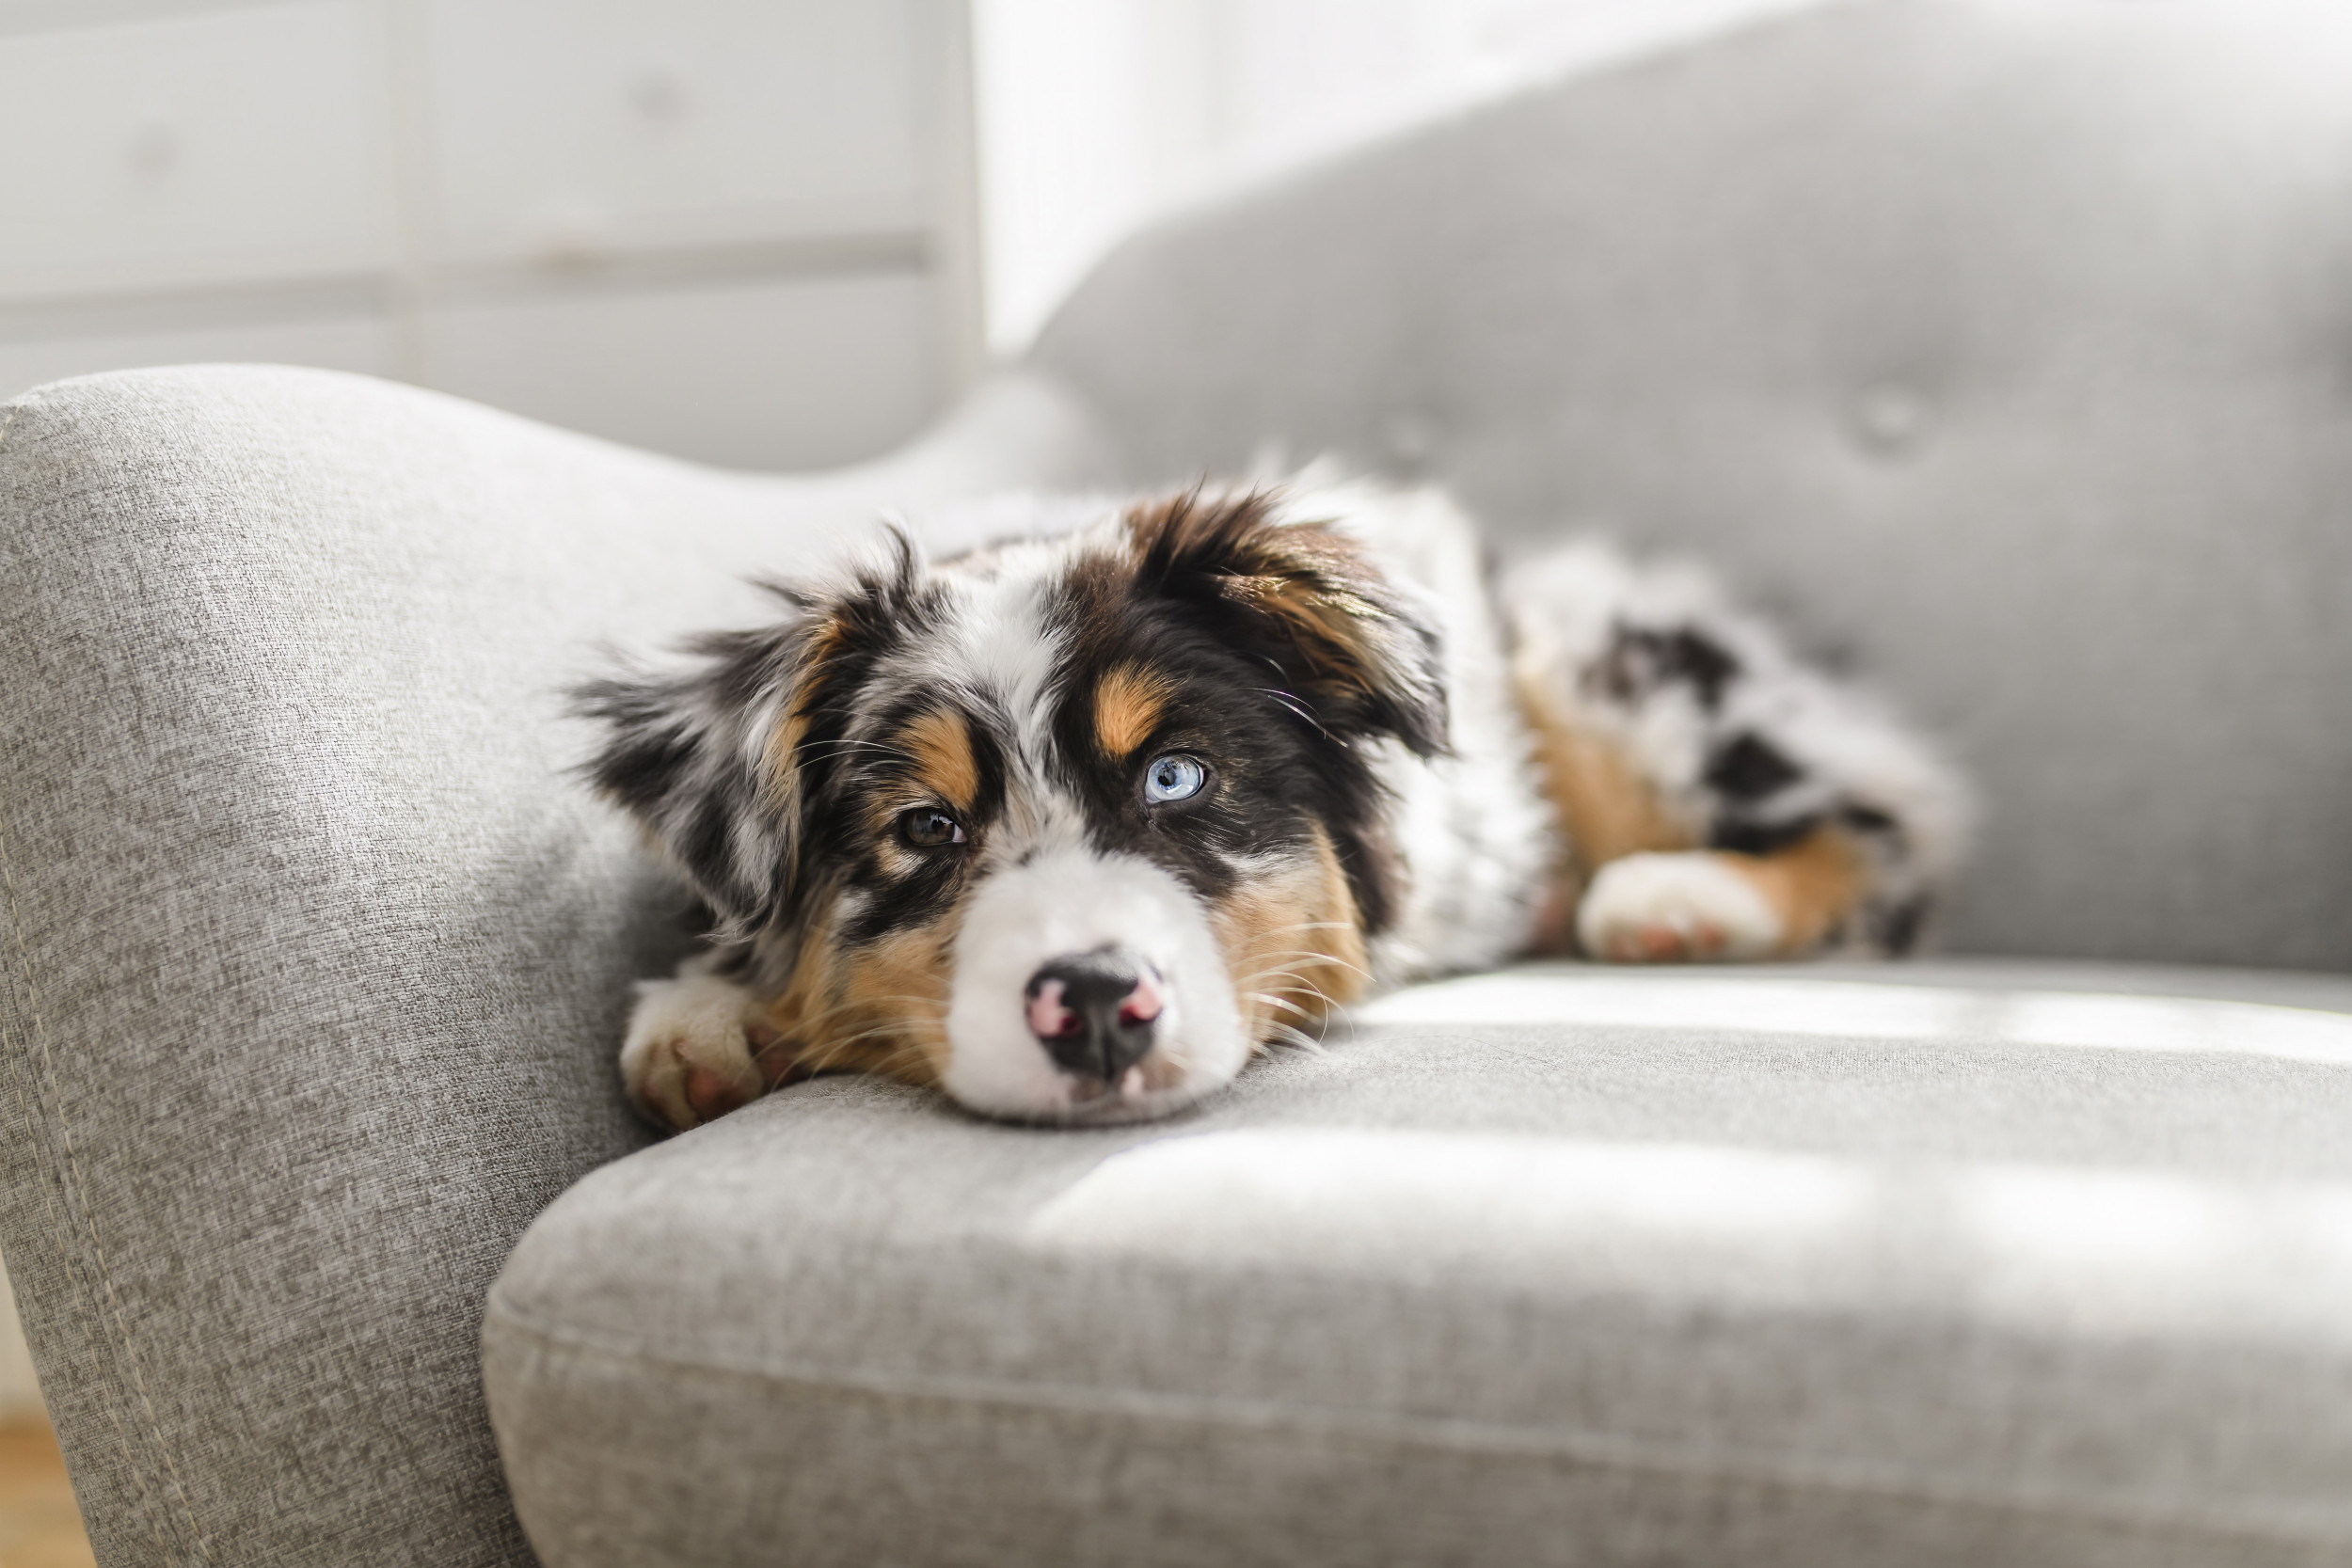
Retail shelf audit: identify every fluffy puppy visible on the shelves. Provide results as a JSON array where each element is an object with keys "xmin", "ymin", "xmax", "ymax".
[{"xmin": 577, "ymin": 481, "xmax": 1967, "ymax": 1130}]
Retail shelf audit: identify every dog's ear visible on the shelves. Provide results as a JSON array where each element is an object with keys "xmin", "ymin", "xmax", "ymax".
[
  {"xmin": 1126, "ymin": 487, "xmax": 1449, "ymax": 755},
  {"xmin": 572, "ymin": 535, "xmax": 922, "ymax": 939},
  {"xmin": 572, "ymin": 617, "xmax": 823, "ymax": 939}
]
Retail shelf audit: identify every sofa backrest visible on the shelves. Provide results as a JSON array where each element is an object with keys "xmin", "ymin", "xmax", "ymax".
[{"xmin": 1026, "ymin": 0, "xmax": 2352, "ymax": 971}]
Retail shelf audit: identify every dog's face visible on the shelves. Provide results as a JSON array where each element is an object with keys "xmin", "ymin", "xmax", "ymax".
[{"xmin": 581, "ymin": 490, "xmax": 1446, "ymax": 1121}]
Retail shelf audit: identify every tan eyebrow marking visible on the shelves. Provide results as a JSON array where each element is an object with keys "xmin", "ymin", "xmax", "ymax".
[
  {"xmin": 903, "ymin": 706, "xmax": 979, "ymax": 810},
  {"xmin": 1094, "ymin": 662, "xmax": 1176, "ymax": 759}
]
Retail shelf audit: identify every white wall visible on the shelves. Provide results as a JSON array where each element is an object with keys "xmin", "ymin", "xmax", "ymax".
[{"xmin": 969, "ymin": 0, "xmax": 1837, "ymax": 356}]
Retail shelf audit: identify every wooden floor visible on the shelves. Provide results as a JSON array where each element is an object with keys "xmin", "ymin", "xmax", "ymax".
[{"xmin": 0, "ymin": 1421, "xmax": 92, "ymax": 1568}]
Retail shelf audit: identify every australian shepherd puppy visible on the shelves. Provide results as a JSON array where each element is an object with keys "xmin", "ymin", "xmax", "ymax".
[{"xmin": 579, "ymin": 481, "xmax": 1966, "ymax": 1131}]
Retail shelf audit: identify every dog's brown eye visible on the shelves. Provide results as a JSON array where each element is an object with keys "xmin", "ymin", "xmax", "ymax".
[{"xmin": 898, "ymin": 806, "xmax": 966, "ymax": 848}]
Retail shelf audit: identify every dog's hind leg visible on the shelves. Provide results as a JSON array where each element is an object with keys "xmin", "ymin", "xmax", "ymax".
[{"xmin": 1502, "ymin": 541, "xmax": 1969, "ymax": 960}]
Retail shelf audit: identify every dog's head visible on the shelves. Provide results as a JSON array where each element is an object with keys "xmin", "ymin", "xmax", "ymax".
[{"xmin": 579, "ymin": 487, "xmax": 1446, "ymax": 1121}]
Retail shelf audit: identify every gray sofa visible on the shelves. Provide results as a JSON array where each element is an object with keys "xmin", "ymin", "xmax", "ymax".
[{"xmin": 6, "ymin": 3, "xmax": 2352, "ymax": 1563}]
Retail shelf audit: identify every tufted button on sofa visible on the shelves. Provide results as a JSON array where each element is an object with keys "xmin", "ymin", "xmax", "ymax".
[{"xmin": 6, "ymin": 4, "xmax": 2352, "ymax": 1565}]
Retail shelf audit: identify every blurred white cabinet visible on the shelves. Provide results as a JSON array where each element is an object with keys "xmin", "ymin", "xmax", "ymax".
[
  {"xmin": 0, "ymin": 0, "xmax": 977, "ymax": 471},
  {"xmin": 0, "ymin": 3, "xmax": 393, "ymax": 300},
  {"xmin": 424, "ymin": 0, "xmax": 935, "ymax": 263}
]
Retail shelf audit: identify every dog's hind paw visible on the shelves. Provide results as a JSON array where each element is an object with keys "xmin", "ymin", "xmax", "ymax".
[
  {"xmin": 620, "ymin": 971, "xmax": 773, "ymax": 1132},
  {"xmin": 1576, "ymin": 850, "xmax": 1784, "ymax": 962}
]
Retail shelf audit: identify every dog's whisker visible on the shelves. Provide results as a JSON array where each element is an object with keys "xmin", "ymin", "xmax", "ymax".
[
  {"xmin": 790, "ymin": 1022, "xmax": 937, "ymax": 1074},
  {"xmin": 1256, "ymin": 688, "xmax": 1337, "ymax": 742},
  {"xmin": 787, "ymin": 739, "xmax": 925, "ymax": 773},
  {"xmin": 1237, "ymin": 973, "xmax": 1331, "ymax": 1000},
  {"xmin": 1268, "ymin": 951, "xmax": 1374, "ymax": 983},
  {"xmin": 1242, "ymin": 958, "xmax": 1374, "ymax": 991},
  {"xmin": 1245, "ymin": 990, "xmax": 1324, "ymax": 1023},
  {"xmin": 768, "ymin": 991, "xmax": 950, "ymax": 1033},
  {"xmin": 849, "ymin": 1037, "xmax": 944, "ymax": 1082},
  {"xmin": 1234, "ymin": 952, "xmax": 1317, "ymax": 970},
  {"xmin": 774, "ymin": 1024, "xmax": 940, "ymax": 1072},
  {"xmin": 1233, "ymin": 950, "xmax": 1364, "ymax": 973},
  {"xmin": 1239, "ymin": 983, "xmax": 1340, "ymax": 1006},
  {"xmin": 748, "ymin": 992, "xmax": 950, "ymax": 1064},
  {"xmin": 796, "ymin": 749, "xmax": 920, "ymax": 768},
  {"xmin": 1258, "ymin": 1021, "xmax": 1329, "ymax": 1055},
  {"xmin": 792, "ymin": 735, "xmax": 918, "ymax": 755}
]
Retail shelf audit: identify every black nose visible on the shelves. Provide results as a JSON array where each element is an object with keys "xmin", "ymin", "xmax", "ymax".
[{"xmin": 1025, "ymin": 950, "xmax": 1163, "ymax": 1085}]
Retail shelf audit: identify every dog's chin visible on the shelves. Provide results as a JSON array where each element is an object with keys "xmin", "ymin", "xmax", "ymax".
[{"xmin": 937, "ymin": 1046, "xmax": 1243, "ymax": 1126}]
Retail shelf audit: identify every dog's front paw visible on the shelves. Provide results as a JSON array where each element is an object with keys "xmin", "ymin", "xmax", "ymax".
[
  {"xmin": 1576, "ymin": 851, "xmax": 1784, "ymax": 962},
  {"xmin": 620, "ymin": 972, "xmax": 773, "ymax": 1132}
]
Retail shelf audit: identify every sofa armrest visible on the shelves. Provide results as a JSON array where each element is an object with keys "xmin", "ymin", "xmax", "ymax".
[{"xmin": 0, "ymin": 364, "xmax": 1104, "ymax": 1565}]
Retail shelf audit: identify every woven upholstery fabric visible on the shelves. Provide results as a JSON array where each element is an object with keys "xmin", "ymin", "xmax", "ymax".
[
  {"xmin": 1031, "ymin": 0, "xmax": 2352, "ymax": 969},
  {"xmin": 485, "ymin": 960, "xmax": 2352, "ymax": 1568},
  {"xmin": 0, "ymin": 365, "xmax": 1104, "ymax": 1566}
]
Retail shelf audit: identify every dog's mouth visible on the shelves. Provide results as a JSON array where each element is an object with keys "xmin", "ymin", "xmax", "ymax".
[{"xmin": 1039, "ymin": 1071, "xmax": 1200, "ymax": 1125}]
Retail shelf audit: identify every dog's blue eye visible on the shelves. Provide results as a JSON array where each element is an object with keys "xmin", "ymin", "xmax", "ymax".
[{"xmin": 1142, "ymin": 754, "xmax": 1207, "ymax": 804}]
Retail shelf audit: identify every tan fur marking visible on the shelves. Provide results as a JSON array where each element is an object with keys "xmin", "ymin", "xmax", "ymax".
[
  {"xmin": 1719, "ymin": 829, "xmax": 1865, "ymax": 957},
  {"xmin": 1213, "ymin": 827, "xmax": 1369, "ymax": 1051},
  {"xmin": 762, "ymin": 711, "xmax": 810, "ymax": 807},
  {"xmin": 904, "ymin": 707, "xmax": 979, "ymax": 810},
  {"xmin": 1512, "ymin": 660, "xmax": 1694, "ymax": 951},
  {"xmin": 1093, "ymin": 663, "xmax": 1175, "ymax": 759},
  {"xmin": 1512, "ymin": 662, "xmax": 1695, "ymax": 868},
  {"xmin": 1229, "ymin": 573, "xmax": 1377, "ymax": 683},
  {"xmin": 753, "ymin": 902, "xmax": 955, "ymax": 1090},
  {"xmin": 762, "ymin": 613, "xmax": 849, "ymax": 805},
  {"xmin": 1120, "ymin": 489, "xmax": 1409, "ymax": 706}
]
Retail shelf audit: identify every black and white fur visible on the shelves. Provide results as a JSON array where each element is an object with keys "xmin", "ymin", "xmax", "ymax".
[{"xmin": 579, "ymin": 480, "xmax": 1968, "ymax": 1130}]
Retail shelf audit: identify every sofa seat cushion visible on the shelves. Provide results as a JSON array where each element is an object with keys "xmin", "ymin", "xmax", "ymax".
[{"xmin": 483, "ymin": 959, "xmax": 2352, "ymax": 1568}]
